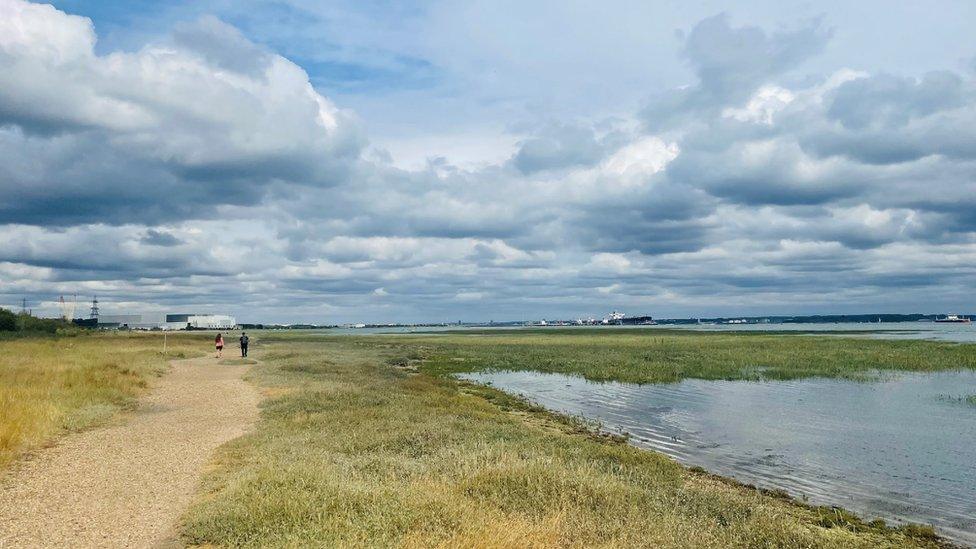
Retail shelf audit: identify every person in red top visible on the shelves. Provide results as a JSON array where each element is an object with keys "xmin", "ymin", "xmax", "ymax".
[{"xmin": 215, "ymin": 333, "xmax": 224, "ymax": 358}]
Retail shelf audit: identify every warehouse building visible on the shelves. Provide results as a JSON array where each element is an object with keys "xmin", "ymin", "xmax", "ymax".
[
  {"xmin": 98, "ymin": 312, "xmax": 236, "ymax": 330},
  {"xmin": 165, "ymin": 314, "xmax": 237, "ymax": 330},
  {"xmin": 98, "ymin": 313, "xmax": 165, "ymax": 330}
]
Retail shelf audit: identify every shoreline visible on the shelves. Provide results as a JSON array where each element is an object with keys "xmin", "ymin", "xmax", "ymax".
[{"xmin": 448, "ymin": 373, "xmax": 957, "ymax": 547}]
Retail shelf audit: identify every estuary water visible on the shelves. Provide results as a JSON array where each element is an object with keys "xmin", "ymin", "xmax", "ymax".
[
  {"xmin": 662, "ymin": 321, "xmax": 976, "ymax": 343},
  {"xmin": 330, "ymin": 321, "xmax": 976, "ymax": 342},
  {"xmin": 458, "ymin": 369, "xmax": 976, "ymax": 545}
]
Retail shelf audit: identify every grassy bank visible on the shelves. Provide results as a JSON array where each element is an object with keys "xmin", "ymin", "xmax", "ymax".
[
  {"xmin": 181, "ymin": 334, "xmax": 944, "ymax": 547},
  {"xmin": 0, "ymin": 332, "xmax": 205, "ymax": 468}
]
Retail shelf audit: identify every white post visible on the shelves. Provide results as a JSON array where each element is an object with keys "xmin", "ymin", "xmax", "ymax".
[{"xmin": 163, "ymin": 332, "xmax": 167, "ymax": 354}]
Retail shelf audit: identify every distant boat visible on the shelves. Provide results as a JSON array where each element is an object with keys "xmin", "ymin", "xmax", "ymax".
[{"xmin": 934, "ymin": 314, "xmax": 971, "ymax": 323}]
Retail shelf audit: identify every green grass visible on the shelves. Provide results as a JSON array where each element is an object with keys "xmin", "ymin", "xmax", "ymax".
[
  {"xmin": 0, "ymin": 332, "xmax": 207, "ymax": 468},
  {"xmin": 181, "ymin": 335, "xmax": 948, "ymax": 547},
  {"xmin": 378, "ymin": 328, "xmax": 976, "ymax": 384}
]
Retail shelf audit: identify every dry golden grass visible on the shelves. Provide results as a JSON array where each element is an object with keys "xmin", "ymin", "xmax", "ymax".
[{"xmin": 0, "ymin": 332, "xmax": 207, "ymax": 468}]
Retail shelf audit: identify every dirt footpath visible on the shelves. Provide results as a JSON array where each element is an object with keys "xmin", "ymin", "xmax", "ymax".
[{"xmin": 0, "ymin": 356, "xmax": 261, "ymax": 548}]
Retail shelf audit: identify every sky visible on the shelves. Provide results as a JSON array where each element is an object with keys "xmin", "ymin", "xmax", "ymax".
[{"xmin": 2, "ymin": 0, "xmax": 976, "ymax": 324}]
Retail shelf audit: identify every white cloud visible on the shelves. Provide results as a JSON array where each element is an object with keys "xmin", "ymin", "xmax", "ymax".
[
  {"xmin": 601, "ymin": 136, "xmax": 680, "ymax": 183},
  {"xmin": 587, "ymin": 253, "xmax": 633, "ymax": 273},
  {"xmin": 722, "ymin": 85, "xmax": 795, "ymax": 124},
  {"xmin": 0, "ymin": 0, "xmax": 363, "ymax": 227}
]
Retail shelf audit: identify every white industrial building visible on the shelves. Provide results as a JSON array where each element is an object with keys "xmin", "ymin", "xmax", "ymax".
[
  {"xmin": 165, "ymin": 314, "xmax": 237, "ymax": 330},
  {"xmin": 98, "ymin": 312, "xmax": 236, "ymax": 330},
  {"xmin": 98, "ymin": 313, "xmax": 167, "ymax": 330}
]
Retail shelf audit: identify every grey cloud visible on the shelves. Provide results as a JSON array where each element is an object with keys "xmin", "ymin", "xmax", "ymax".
[
  {"xmin": 141, "ymin": 230, "xmax": 183, "ymax": 247},
  {"xmin": 0, "ymin": 225, "xmax": 246, "ymax": 278},
  {"xmin": 172, "ymin": 16, "xmax": 272, "ymax": 76},
  {"xmin": 570, "ymin": 182, "xmax": 717, "ymax": 255},
  {"xmin": 664, "ymin": 141, "xmax": 859, "ymax": 206},
  {"xmin": 644, "ymin": 13, "xmax": 831, "ymax": 129},
  {"xmin": 511, "ymin": 123, "xmax": 606, "ymax": 174},
  {"xmin": 782, "ymin": 72, "xmax": 976, "ymax": 165},
  {"xmin": 826, "ymin": 72, "xmax": 968, "ymax": 130},
  {"xmin": 799, "ymin": 110, "xmax": 976, "ymax": 165},
  {"xmin": 800, "ymin": 131, "xmax": 932, "ymax": 165},
  {"xmin": 685, "ymin": 14, "xmax": 829, "ymax": 97},
  {"xmin": 581, "ymin": 216, "xmax": 712, "ymax": 255},
  {"xmin": 0, "ymin": 129, "xmax": 276, "ymax": 225}
]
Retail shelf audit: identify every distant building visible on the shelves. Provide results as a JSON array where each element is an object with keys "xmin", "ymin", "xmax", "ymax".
[
  {"xmin": 97, "ymin": 312, "xmax": 236, "ymax": 330},
  {"xmin": 166, "ymin": 314, "xmax": 237, "ymax": 330},
  {"xmin": 98, "ymin": 314, "xmax": 145, "ymax": 327},
  {"xmin": 98, "ymin": 313, "xmax": 164, "ymax": 330}
]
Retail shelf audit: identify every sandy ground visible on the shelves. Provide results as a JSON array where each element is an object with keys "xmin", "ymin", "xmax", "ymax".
[{"xmin": 0, "ymin": 355, "xmax": 261, "ymax": 548}]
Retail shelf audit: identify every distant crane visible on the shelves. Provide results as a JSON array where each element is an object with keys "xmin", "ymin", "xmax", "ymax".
[{"xmin": 58, "ymin": 295, "xmax": 77, "ymax": 321}]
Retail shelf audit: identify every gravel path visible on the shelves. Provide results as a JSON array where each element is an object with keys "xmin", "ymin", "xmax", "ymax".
[{"xmin": 0, "ymin": 356, "xmax": 261, "ymax": 548}]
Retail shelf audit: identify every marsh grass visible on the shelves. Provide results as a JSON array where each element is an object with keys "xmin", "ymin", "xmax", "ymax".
[
  {"xmin": 935, "ymin": 393, "xmax": 976, "ymax": 407},
  {"xmin": 0, "ymin": 332, "xmax": 206, "ymax": 468},
  {"xmin": 181, "ymin": 336, "xmax": 946, "ymax": 547},
  {"xmin": 386, "ymin": 329, "xmax": 976, "ymax": 384}
]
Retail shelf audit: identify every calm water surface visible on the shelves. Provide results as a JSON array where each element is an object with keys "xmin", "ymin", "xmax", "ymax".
[
  {"xmin": 663, "ymin": 321, "xmax": 976, "ymax": 342},
  {"xmin": 458, "ymin": 369, "xmax": 976, "ymax": 545},
  {"xmin": 327, "ymin": 321, "xmax": 976, "ymax": 342}
]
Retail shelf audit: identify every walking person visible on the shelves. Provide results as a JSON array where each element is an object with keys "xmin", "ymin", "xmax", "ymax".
[
  {"xmin": 239, "ymin": 332, "xmax": 249, "ymax": 358},
  {"xmin": 215, "ymin": 332, "xmax": 224, "ymax": 358}
]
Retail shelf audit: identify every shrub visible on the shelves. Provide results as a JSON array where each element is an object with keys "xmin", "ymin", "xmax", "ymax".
[
  {"xmin": 16, "ymin": 313, "xmax": 64, "ymax": 334},
  {"xmin": 0, "ymin": 308, "xmax": 16, "ymax": 331}
]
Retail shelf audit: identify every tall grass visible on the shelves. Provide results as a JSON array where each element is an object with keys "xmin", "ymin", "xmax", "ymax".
[
  {"xmin": 0, "ymin": 332, "xmax": 206, "ymax": 468},
  {"xmin": 181, "ymin": 338, "xmax": 944, "ymax": 547}
]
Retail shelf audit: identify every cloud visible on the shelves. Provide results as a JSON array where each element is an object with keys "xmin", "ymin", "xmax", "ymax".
[
  {"xmin": 171, "ymin": 16, "xmax": 272, "ymax": 77},
  {"xmin": 4, "ymin": 3, "xmax": 976, "ymax": 323},
  {"xmin": 798, "ymin": 72, "xmax": 976, "ymax": 165},
  {"xmin": 141, "ymin": 229, "xmax": 183, "ymax": 247},
  {"xmin": 0, "ymin": 0, "xmax": 363, "ymax": 226},
  {"xmin": 643, "ymin": 13, "xmax": 832, "ymax": 129},
  {"xmin": 825, "ymin": 71, "xmax": 967, "ymax": 130},
  {"xmin": 511, "ymin": 123, "xmax": 606, "ymax": 174}
]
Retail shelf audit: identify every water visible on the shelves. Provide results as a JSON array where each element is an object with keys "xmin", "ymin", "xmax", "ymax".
[
  {"xmin": 657, "ymin": 321, "xmax": 976, "ymax": 343},
  {"xmin": 458, "ymin": 369, "xmax": 976, "ymax": 545},
  {"xmin": 323, "ymin": 325, "xmax": 479, "ymax": 335},
  {"xmin": 325, "ymin": 321, "xmax": 976, "ymax": 342}
]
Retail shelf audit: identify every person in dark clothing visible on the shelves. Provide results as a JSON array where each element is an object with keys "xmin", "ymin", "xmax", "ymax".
[{"xmin": 239, "ymin": 332, "xmax": 249, "ymax": 357}]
